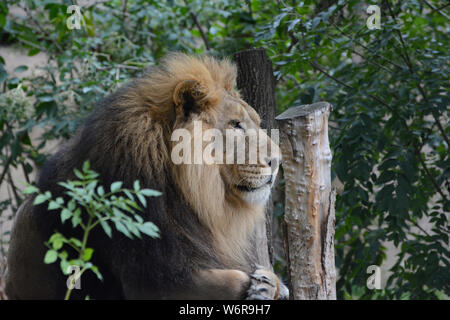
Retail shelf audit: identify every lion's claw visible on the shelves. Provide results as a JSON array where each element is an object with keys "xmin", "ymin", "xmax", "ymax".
[{"xmin": 246, "ymin": 269, "xmax": 279, "ymax": 300}]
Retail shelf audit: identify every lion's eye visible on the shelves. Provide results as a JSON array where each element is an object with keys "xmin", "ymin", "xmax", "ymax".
[{"xmin": 230, "ymin": 120, "xmax": 243, "ymax": 130}]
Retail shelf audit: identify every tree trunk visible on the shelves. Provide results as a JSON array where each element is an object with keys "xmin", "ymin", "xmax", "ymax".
[
  {"xmin": 233, "ymin": 48, "xmax": 277, "ymax": 268},
  {"xmin": 275, "ymin": 102, "xmax": 336, "ymax": 300}
]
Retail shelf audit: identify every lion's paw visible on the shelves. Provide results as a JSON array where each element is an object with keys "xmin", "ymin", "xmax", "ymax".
[{"xmin": 245, "ymin": 269, "xmax": 280, "ymax": 300}]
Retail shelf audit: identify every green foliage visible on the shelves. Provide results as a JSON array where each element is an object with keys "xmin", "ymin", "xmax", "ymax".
[
  {"xmin": 259, "ymin": 0, "xmax": 449, "ymax": 299},
  {"xmin": 24, "ymin": 161, "xmax": 161, "ymax": 299},
  {"xmin": 0, "ymin": 0, "xmax": 448, "ymax": 299}
]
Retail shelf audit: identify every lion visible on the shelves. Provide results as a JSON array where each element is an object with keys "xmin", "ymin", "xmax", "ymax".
[{"xmin": 5, "ymin": 53, "xmax": 288, "ymax": 300}]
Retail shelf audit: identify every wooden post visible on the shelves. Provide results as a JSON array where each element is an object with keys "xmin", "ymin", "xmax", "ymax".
[
  {"xmin": 275, "ymin": 102, "xmax": 336, "ymax": 300},
  {"xmin": 233, "ymin": 48, "xmax": 277, "ymax": 268}
]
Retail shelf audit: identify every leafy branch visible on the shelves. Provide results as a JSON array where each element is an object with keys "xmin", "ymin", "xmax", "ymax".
[{"xmin": 23, "ymin": 161, "xmax": 161, "ymax": 300}]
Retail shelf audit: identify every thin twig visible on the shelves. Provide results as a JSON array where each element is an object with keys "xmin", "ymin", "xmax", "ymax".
[
  {"xmin": 414, "ymin": 143, "xmax": 447, "ymax": 201},
  {"xmin": 411, "ymin": 219, "xmax": 431, "ymax": 237},
  {"xmin": 0, "ymin": 154, "xmax": 13, "ymax": 188},
  {"xmin": 416, "ymin": 84, "xmax": 450, "ymax": 150},
  {"xmin": 7, "ymin": 171, "xmax": 21, "ymax": 208},
  {"xmin": 121, "ymin": 0, "xmax": 128, "ymax": 36},
  {"xmin": 246, "ymin": 0, "xmax": 253, "ymax": 16},
  {"xmin": 21, "ymin": 162, "xmax": 31, "ymax": 184},
  {"xmin": 420, "ymin": 0, "xmax": 450, "ymax": 19},
  {"xmin": 14, "ymin": 36, "xmax": 46, "ymax": 51},
  {"xmin": 432, "ymin": 2, "xmax": 450, "ymax": 14},
  {"xmin": 184, "ymin": 0, "xmax": 211, "ymax": 50},
  {"xmin": 96, "ymin": 64, "xmax": 141, "ymax": 71}
]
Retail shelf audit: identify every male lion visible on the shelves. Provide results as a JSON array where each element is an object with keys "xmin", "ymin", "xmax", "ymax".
[{"xmin": 6, "ymin": 53, "xmax": 288, "ymax": 299}]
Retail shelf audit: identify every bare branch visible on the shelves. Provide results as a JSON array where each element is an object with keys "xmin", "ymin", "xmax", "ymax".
[
  {"xmin": 420, "ymin": 0, "xmax": 450, "ymax": 19},
  {"xmin": 184, "ymin": 0, "xmax": 211, "ymax": 51}
]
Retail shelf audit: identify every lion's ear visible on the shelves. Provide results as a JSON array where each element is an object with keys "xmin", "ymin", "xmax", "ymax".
[{"xmin": 173, "ymin": 80, "xmax": 207, "ymax": 118}]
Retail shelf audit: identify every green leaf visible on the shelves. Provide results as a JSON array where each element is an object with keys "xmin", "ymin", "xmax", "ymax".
[
  {"xmin": 60, "ymin": 259, "xmax": 71, "ymax": 275},
  {"xmin": 311, "ymin": 16, "xmax": 321, "ymax": 28},
  {"xmin": 74, "ymin": 168, "xmax": 84, "ymax": 180},
  {"xmin": 13, "ymin": 65, "xmax": 28, "ymax": 73},
  {"xmin": 0, "ymin": 13, "xmax": 5, "ymax": 29},
  {"xmin": 123, "ymin": 189, "xmax": 134, "ymax": 201},
  {"xmin": 126, "ymin": 221, "xmax": 141, "ymax": 238},
  {"xmin": 90, "ymin": 265, "xmax": 103, "ymax": 281},
  {"xmin": 100, "ymin": 220, "xmax": 112, "ymax": 238},
  {"xmin": 133, "ymin": 180, "xmax": 140, "ymax": 191},
  {"xmin": 67, "ymin": 200, "xmax": 76, "ymax": 211},
  {"xmin": 68, "ymin": 259, "xmax": 83, "ymax": 267},
  {"xmin": 140, "ymin": 189, "xmax": 162, "ymax": 197},
  {"xmin": 69, "ymin": 238, "xmax": 82, "ymax": 248},
  {"xmin": 33, "ymin": 194, "xmax": 49, "ymax": 205},
  {"xmin": 44, "ymin": 250, "xmax": 58, "ymax": 264},
  {"xmin": 97, "ymin": 186, "xmax": 105, "ymax": 197},
  {"xmin": 28, "ymin": 47, "xmax": 41, "ymax": 56},
  {"xmin": 48, "ymin": 201, "xmax": 61, "ymax": 210},
  {"xmin": 134, "ymin": 215, "xmax": 144, "ymax": 224},
  {"xmin": 82, "ymin": 160, "xmax": 90, "ymax": 172},
  {"xmin": 61, "ymin": 209, "xmax": 72, "ymax": 223},
  {"xmin": 137, "ymin": 193, "xmax": 146, "ymax": 208},
  {"xmin": 138, "ymin": 222, "xmax": 159, "ymax": 238},
  {"xmin": 52, "ymin": 237, "xmax": 64, "ymax": 250},
  {"xmin": 71, "ymin": 211, "xmax": 82, "ymax": 228},
  {"xmin": 273, "ymin": 12, "xmax": 287, "ymax": 29},
  {"xmin": 82, "ymin": 248, "xmax": 94, "ymax": 262},
  {"xmin": 110, "ymin": 181, "xmax": 123, "ymax": 193},
  {"xmin": 114, "ymin": 220, "xmax": 131, "ymax": 238},
  {"xmin": 23, "ymin": 185, "xmax": 39, "ymax": 195},
  {"xmin": 288, "ymin": 18, "xmax": 301, "ymax": 32}
]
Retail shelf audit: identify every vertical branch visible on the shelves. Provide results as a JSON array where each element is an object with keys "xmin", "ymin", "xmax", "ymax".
[
  {"xmin": 276, "ymin": 102, "xmax": 336, "ymax": 300},
  {"xmin": 21, "ymin": 163, "xmax": 30, "ymax": 184},
  {"xmin": 184, "ymin": 0, "xmax": 211, "ymax": 51},
  {"xmin": 7, "ymin": 171, "xmax": 22, "ymax": 209},
  {"xmin": 121, "ymin": 0, "xmax": 128, "ymax": 36}
]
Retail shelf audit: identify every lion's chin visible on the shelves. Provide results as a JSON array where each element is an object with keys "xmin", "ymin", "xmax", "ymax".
[{"xmin": 237, "ymin": 184, "xmax": 271, "ymax": 205}]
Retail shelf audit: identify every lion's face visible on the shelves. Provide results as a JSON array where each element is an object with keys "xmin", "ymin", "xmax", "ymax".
[
  {"xmin": 169, "ymin": 58, "xmax": 280, "ymax": 210},
  {"xmin": 172, "ymin": 88, "xmax": 280, "ymax": 206},
  {"xmin": 214, "ymin": 93, "xmax": 280, "ymax": 205}
]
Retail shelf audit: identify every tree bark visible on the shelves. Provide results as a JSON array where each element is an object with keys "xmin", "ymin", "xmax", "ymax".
[
  {"xmin": 275, "ymin": 102, "xmax": 336, "ymax": 300},
  {"xmin": 233, "ymin": 48, "xmax": 277, "ymax": 268}
]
